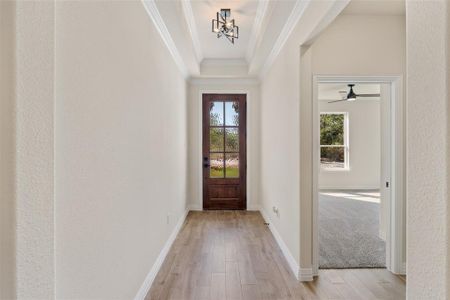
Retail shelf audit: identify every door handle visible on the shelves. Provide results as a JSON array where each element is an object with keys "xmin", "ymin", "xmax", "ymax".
[{"xmin": 203, "ymin": 156, "xmax": 209, "ymax": 168}]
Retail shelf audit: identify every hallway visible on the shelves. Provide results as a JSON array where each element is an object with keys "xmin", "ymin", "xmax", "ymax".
[{"xmin": 147, "ymin": 211, "xmax": 405, "ymax": 300}]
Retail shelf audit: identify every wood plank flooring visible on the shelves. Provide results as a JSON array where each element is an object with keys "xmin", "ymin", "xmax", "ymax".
[{"xmin": 146, "ymin": 211, "xmax": 405, "ymax": 300}]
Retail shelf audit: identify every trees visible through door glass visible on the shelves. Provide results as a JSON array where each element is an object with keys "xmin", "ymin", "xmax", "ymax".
[
  {"xmin": 210, "ymin": 128, "xmax": 224, "ymax": 152},
  {"xmin": 225, "ymin": 128, "xmax": 239, "ymax": 152},
  {"xmin": 210, "ymin": 101, "xmax": 224, "ymax": 126},
  {"xmin": 225, "ymin": 101, "xmax": 239, "ymax": 126}
]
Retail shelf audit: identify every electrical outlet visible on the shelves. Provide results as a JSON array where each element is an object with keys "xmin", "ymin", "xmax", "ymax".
[
  {"xmin": 166, "ymin": 213, "xmax": 170, "ymax": 225},
  {"xmin": 272, "ymin": 206, "xmax": 279, "ymax": 214}
]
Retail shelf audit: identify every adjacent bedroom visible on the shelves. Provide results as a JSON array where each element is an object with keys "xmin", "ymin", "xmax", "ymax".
[{"xmin": 318, "ymin": 82, "xmax": 388, "ymax": 269}]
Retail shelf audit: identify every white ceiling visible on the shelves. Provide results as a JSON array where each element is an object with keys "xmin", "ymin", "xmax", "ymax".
[
  {"xmin": 342, "ymin": 0, "xmax": 405, "ymax": 16},
  {"xmin": 319, "ymin": 83, "xmax": 381, "ymax": 101},
  {"xmin": 190, "ymin": 0, "xmax": 259, "ymax": 60},
  {"xmin": 148, "ymin": 0, "xmax": 405, "ymax": 78}
]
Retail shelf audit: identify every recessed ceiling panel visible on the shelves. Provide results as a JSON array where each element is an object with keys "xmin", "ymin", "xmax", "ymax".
[{"xmin": 191, "ymin": 0, "xmax": 258, "ymax": 59}]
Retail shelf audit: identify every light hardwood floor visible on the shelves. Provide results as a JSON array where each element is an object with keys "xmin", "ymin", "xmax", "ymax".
[{"xmin": 147, "ymin": 211, "xmax": 405, "ymax": 300}]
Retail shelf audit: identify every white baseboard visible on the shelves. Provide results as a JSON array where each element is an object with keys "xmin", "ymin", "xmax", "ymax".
[
  {"xmin": 188, "ymin": 203, "xmax": 203, "ymax": 211},
  {"xmin": 299, "ymin": 268, "xmax": 314, "ymax": 281},
  {"xmin": 134, "ymin": 209, "xmax": 189, "ymax": 300},
  {"xmin": 247, "ymin": 204, "xmax": 260, "ymax": 211},
  {"xmin": 259, "ymin": 208, "xmax": 301, "ymax": 281}
]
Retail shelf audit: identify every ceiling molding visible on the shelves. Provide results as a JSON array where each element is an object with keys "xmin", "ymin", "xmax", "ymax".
[
  {"xmin": 141, "ymin": 0, "xmax": 189, "ymax": 78},
  {"xmin": 201, "ymin": 58, "xmax": 248, "ymax": 67},
  {"xmin": 180, "ymin": 0, "xmax": 203, "ymax": 63},
  {"xmin": 259, "ymin": 0, "xmax": 312, "ymax": 78},
  {"xmin": 189, "ymin": 77, "xmax": 260, "ymax": 86},
  {"xmin": 245, "ymin": 0, "xmax": 270, "ymax": 63}
]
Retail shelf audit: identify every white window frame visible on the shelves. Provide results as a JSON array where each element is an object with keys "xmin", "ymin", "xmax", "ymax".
[{"xmin": 319, "ymin": 112, "xmax": 349, "ymax": 171}]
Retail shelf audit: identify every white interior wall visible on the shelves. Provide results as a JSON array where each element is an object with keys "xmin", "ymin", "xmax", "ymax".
[
  {"xmin": 260, "ymin": 39, "xmax": 301, "ymax": 270},
  {"xmin": 261, "ymin": 12, "xmax": 406, "ymax": 277},
  {"xmin": 319, "ymin": 99, "xmax": 381, "ymax": 190},
  {"xmin": 14, "ymin": 2, "xmax": 56, "ymax": 298},
  {"xmin": 54, "ymin": 2, "xmax": 188, "ymax": 298},
  {"xmin": 406, "ymin": 1, "xmax": 449, "ymax": 298},
  {"xmin": 187, "ymin": 79, "xmax": 260, "ymax": 211},
  {"xmin": 308, "ymin": 14, "xmax": 406, "ymax": 274},
  {"xmin": 0, "ymin": 2, "xmax": 16, "ymax": 298}
]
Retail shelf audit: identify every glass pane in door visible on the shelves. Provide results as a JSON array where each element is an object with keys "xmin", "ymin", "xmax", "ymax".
[
  {"xmin": 210, "ymin": 153, "xmax": 224, "ymax": 178},
  {"xmin": 210, "ymin": 102, "xmax": 224, "ymax": 126},
  {"xmin": 225, "ymin": 101, "xmax": 239, "ymax": 126},
  {"xmin": 225, "ymin": 153, "xmax": 239, "ymax": 178}
]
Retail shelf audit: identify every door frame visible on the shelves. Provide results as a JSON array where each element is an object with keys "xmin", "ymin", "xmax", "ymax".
[
  {"xmin": 197, "ymin": 90, "xmax": 251, "ymax": 210},
  {"xmin": 312, "ymin": 75, "xmax": 406, "ymax": 275}
]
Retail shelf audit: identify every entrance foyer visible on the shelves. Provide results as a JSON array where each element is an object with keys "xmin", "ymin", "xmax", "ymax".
[{"xmin": 147, "ymin": 211, "xmax": 405, "ymax": 299}]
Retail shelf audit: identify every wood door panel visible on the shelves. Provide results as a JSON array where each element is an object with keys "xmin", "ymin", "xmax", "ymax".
[
  {"xmin": 208, "ymin": 185, "xmax": 240, "ymax": 198},
  {"xmin": 202, "ymin": 94, "xmax": 246, "ymax": 210}
]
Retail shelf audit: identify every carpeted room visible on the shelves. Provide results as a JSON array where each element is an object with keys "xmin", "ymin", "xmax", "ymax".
[{"xmin": 318, "ymin": 83, "xmax": 386, "ymax": 269}]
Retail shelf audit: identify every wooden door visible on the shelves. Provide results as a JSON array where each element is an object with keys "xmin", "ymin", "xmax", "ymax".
[{"xmin": 202, "ymin": 94, "xmax": 246, "ymax": 210}]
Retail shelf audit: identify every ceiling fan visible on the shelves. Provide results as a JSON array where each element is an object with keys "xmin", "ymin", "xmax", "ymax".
[{"xmin": 328, "ymin": 84, "xmax": 381, "ymax": 103}]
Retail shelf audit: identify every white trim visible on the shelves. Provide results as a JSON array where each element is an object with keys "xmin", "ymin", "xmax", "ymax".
[
  {"xmin": 299, "ymin": 268, "xmax": 314, "ymax": 281},
  {"xmin": 188, "ymin": 204, "xmax": 203, "ymax": 211},
  {"xmin": 134, "ymin": 209, "xmax": 189, "ymax": 300},
  {"xmin": 141, "ymin": 0, "xmax": 189, "ymax": 78},
  {"xmin": 180, "ymin": 0, "xmax": 203, "ymax": 62},
  {"xmin": 247, "ymin": 204, "xmax": 260, "ymax": 211},
  {"xmin": 312, "ymin": 75, "xmax": 406, "ymax": 276},
  {"xmin": 259, "ymin": 0, "xmax": 311, "ymax": 78},
  {"xmin": 245, "ymin": 0, "xmax": 270, "ymax": 63},
  {"xmin": 189, "ymin": 77, "xmax": 259, "ymax": 86},
  {"xmin": 259, "ymin": 208, "xmax": 301, "ymax": 280}
]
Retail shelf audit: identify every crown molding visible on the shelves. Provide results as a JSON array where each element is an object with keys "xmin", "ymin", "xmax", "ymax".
[
  {"xmin": 180, "ymin": 0, "xmax": 203, "ymax": 62},
  {"xmin": 259, "ymin": 0, "xmax": 312, "ymax": 78},
  {"xmin": 141, "ymin": 0, "xmax": 189, "ymax": 78},
  {"xmin": 201, "ymin": 58, "xmax": 248, "ymax": 67},
  {"xmin": 189, "ymin": 77, "xmax": 260, "ymax": 86},
  {"xmin": 245, "ymin": 0, "xmax": 270, "ymax": 63}
]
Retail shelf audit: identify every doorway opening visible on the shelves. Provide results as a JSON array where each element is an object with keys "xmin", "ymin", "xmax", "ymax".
[
  {"xmin": 312, "ymin": 76, "xmax": 405, "ymax": 275},
  {"xmin": 202, "ymin": 94, "xmax": 247, "ymax": 210}
]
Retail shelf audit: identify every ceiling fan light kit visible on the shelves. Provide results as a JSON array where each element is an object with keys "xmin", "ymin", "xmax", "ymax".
[{"xmin": 212, "ymin": 9, "xmax": 239, "ymax": 44}]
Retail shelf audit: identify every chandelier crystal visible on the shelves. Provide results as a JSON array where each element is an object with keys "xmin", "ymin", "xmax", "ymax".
[{"xmin": 212, "ymin": 9, "xmax": 239, "ymax": 44}]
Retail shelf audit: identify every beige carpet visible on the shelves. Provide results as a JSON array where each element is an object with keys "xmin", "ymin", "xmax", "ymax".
[{"xmin": 319, "ymin": 190, "xmax": 386, "ymax": 269}]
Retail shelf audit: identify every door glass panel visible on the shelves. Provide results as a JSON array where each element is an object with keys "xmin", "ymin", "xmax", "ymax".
[
  {"xmin": 225, "ymin": 153, "xmax": 239, "ymax": 178},
  {"xmin": 225, "ymin": 101, "xmax": 239, "ymax": 126},
  {"xmin": 210, "ymin": 101, "xmax": 224, "ymax": 126},
  {"xmin": 210, "ymin": 128, "xmax": 224, "ymax": 152},
  {"xmin": 225, "ymin": 128, "xmax": 239, "ymax": 152},
  {"xmin": 210, "ymin": 153, "xmax": 224, "ymax": 178}
]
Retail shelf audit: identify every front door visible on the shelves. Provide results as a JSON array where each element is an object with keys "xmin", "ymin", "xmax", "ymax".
[{"xmin": 202, "ymin": 94, "xmax": 246, "ymax": 210}]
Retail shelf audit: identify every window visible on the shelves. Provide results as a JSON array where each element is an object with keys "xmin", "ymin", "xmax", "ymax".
[{"xmin": 320, "ymin": 113, "xmax": 348, "ymax": 169}]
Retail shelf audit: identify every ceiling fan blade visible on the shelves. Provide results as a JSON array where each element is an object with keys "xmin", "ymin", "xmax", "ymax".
[
  {"xmin": 328, "ymin": 99, "xmax": 348, "ymax": 103},
  {"xmin": 356, "ymin": 93, "xmax": 381, "ymax": 97}
]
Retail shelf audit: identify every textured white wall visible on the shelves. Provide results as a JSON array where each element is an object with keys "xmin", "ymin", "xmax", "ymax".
[
  {"xmin": 406, "ymin": 1, "xmax": 449, "ymax": 298},
  {"xmin": 54, "ymin": 2, "xmax": 187, "ymax": 298},
  {"xmin": 319, "ymin": 100, "xmax": 381, "ymax": 190},
  {"xmin": 261, "ymin": 13, "xmax": 406, "ymax": 274},
  {"xmin": 0, "ymin": 1, "xmax": 16, "ymax": 298},
  {"xmin": 15, "ymin": 2, "xmax": 56, "ymax": 298},
  {"xmin": 187, "ymin": 80, "xmax": 260, "ymax": 211},
  {"xmin": 260, "ymin": 38, "xmax": 301, "ymax": 267}
]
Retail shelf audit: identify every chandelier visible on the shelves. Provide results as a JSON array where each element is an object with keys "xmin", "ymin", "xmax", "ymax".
[{"xmin": 211, "ymin": 9, "xmax": 239, "ymax": 44}]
